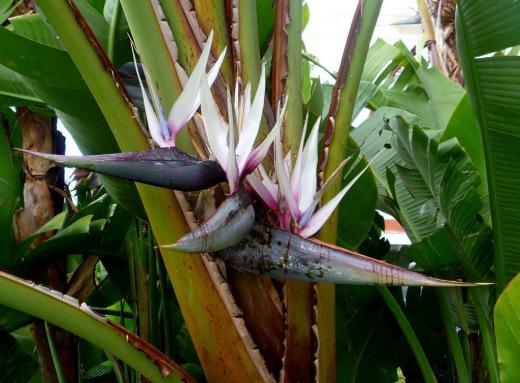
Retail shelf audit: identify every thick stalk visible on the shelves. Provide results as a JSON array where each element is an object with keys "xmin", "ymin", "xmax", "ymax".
[
  {"xmin": 320, "ymin": 0, "xmax": 382, "ymax": 229},
  {"xmin": 284, "ymin": 0, "xmax": 303, "ymax": 152},
  {"xmin": 0, "ymin": 270, "xmax": 190, "ymax": 383},
  {"xmin": 35, "ymin": 1, "xmax": 270, "ymax": 381},
  {"xmin": 469, "ymin": 288, "xmax": 500, "ymax": 383},
  {"xmin": 107, "ymin": 0, "xmax": 121, "ymax": 62},
  {"xmin": 238, "ymin": 0, "xmax": 261, "ymax": 89},
  {"xmin": 118, "ymin": 0, "xmax": 193, "ymax": 152},
  {"xmin": 193, "ymin": 0, "xmax": 234, "ymax": 84},
  {"xmin": 271, "ymin": 0, "xmax": 313, "ymax": 381},
  {"xmin": 135, "ymin": 221, "xmax": 151, "ymax": 344},
  {"xmin": 159, "ymin": 0, "xmax": 202, "ymax": 73},
  {"xmin": 416, "ymin": 0, "xmax": 446, "ymax": 73},
  {"xmin": 436, "ymin": 289, "xmax": 470, "ymax": 383},
  {"xmin": 44, "ymin": 322, "xmax": 66, "ymax": 383},
  {"xmin": 317, "ymin": 2, "xmax": 382, "ymax": 381},
  {"xmin": 377, "ymin": 286, "xmax": 437, "ymax": 383}
]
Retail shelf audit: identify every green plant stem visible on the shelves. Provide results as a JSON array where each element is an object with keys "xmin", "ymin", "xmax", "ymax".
[
  {"xmin": 107, "ymin": 0, "xmax": 121, "ymax": 62},
  {"xmin": 45, "ymin": 322, "xmax": 66, "ymax": 383},
  {"xmin": 462, "ymin": 335, "xmax": 473, "ymax": 382},
  {"xmin": 136, "ymin": 221, "xmax": 150, "ymax": 343},
  {"xmin": 238, "ymin": 0, "xmax": 261, "ymax": 88},
  {"xmin": 436, "ymin": 289, "xmax": 470, "ymax": 383},
  {"xmin": 469, "ymin": 288, "xmax": 500, "ymax": 383},
  {"xmin": 157, "ymin": 256, "xmax": 173, "ymax": 357},
  {"xmin": 321, "ymin": 0, "xmax": 382, "ymax": 226},
  {"xmin": 158, "ymin": 0, "xmax": 201, "ymax": 73},
  {"xmin": 193, "ymin": 0, "xmax": 234, "ymax": 84},
  {"xmin": 0, "ymin": 271, "xmax": 188, "ymax": 382},
  {"xmin": 317, "ymin": 3, "xmax": 382, "ymax": 381},
  {"xmin": 377, "ymin": 286, "xmax": 437, "ymax": 383},
  {"xmin": 105, "ymin": 352, "xmax": 126, "ymax": 383},
  {"xmin": 302, "ymin": 52, "xmax": 336, "ymax": 79},
  {"xmin": 284, "ymin": 0, "xmax": 303, "ymax": 152},
  {"xmin": 148, "ymin": 233, "xmax": 159, "ymax": 347},
  {"xmin": 118, "ymin": 0, "xmax": 193, "ymax": 152}
]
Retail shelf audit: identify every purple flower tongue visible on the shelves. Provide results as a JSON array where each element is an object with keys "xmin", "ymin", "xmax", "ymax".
[{"xmin": 18, "ymin": 148, "xmax": 226, "ymax": 191}]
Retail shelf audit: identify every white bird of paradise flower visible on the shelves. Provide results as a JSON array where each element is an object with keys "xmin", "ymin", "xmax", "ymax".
[
  {"xmin": 247, "ymin": 113, "xmax": 372, "ymax": 238},
  {"xmin": 133, "ymin": 30, "xmax": 226, "ymax": 148}
]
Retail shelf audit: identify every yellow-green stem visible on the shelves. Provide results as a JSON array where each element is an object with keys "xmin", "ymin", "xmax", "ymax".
[
  {"xmin": 317, "ymin": 2, "xmax": 382, "ymax": 381},
  {"xmin": 238, "ymin": 0, "xmax": 261, "ymax": 89},
  {"xmin": 377, "ymin": 286, "xmax": 437, "ymax": 383},
  {"xmin": 0, "ymin": 271, "xmax": 186, "ymax": 382},
  {"xmin": 35, "ymin": 1, "xmax": 269, "ymax": 381}
]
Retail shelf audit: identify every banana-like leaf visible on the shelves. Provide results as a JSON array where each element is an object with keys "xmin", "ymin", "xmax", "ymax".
[
  {"xmin": 390, "ymin": 118, "xmax": 492, "ymax": 278},
  {"xmin": 495, "ymin": 273, "xmax": 520, "ymax": 383},
  {"xmin": 19, "ymin": 148, "xmax": 227, "ymax": 192},
  {"xmin": 457, "ymin": 0, "xmax": 520, "ymax": 289},
  {"xmin": 0, "ymin": 22, "xmax": 144, "ymax": 216},
  {"xmin": 0, "ymin": 269, "xmax": 193, "ymax": 383},
  {"xmin": 218, "ymin": 222, "xmax": 488, "ymax": 286}
]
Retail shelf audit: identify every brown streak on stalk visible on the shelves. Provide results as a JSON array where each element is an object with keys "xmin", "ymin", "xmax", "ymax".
[
  {"xmin": 1, "ymin": 269, "xmax": 194, "ymax": 382},
  {"xmin": 318, "ymin": 2, "xmax": 362, "ymax": 186},
  {"xmin": 271, "ymin": 0, "xmax": 289, "ymax": 108},
  {"xmin": 107, "ymin": 320, "xmax": 194, "ymax": 381},
  {"xmin": 65, "ymin": 0, "xmax": 136, "ymax": 111}
]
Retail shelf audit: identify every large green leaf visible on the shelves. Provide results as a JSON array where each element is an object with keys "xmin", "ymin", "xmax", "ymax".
[
  {"xmin": 336, "ymin": 138, "xmax": 377, "ymax": 249},
  {"xmin": 389, "ymin": 118, "xmax": 492, "ymax": 278},
  {"xmin": 457, "ymin": 0, "xmax": 520, "ymax": 290},
  {"xmin": 0, "ymin": 25, "xmax": 143, "ymax": 216},
  {"xmin": 495, "ymin": 273, "xmax": 520, "ymax": 383},
  {"xmin": 336, "ymin": 285, "xmax": 400, "ymax": 383},
  {"xmin": 0, "ymin": 64, "xmax": 41, "ymax": 106}
]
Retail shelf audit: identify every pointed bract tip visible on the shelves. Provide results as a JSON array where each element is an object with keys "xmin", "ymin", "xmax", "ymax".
[{"xmin": 160, "ymin": 243, "xmax": 178, "ymax": 250}]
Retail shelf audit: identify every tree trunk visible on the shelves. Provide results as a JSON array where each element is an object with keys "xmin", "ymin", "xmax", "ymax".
[
  {"xmin": 13, "ymin": 107, "xmax": 76, "ymax": 383},
  {"xmin": 424, "ymin": 0, "xmax": 463, "ymax": 85}
]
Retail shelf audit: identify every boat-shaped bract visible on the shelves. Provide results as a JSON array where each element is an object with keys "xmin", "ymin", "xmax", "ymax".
[
  {"xmin": 218, "ymin": 223, "xmax": 490, "ymax": 287},
  {"xmin": 18, "ymin": 148, "xmax": 226, "ymax": 192}
]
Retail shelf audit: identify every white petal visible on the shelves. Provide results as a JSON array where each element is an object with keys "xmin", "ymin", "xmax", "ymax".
[
  {"xmin": 242, "ymin": 114, "xmax": 279, "ymax": 175},
  {"xmin": 236, "ymin": 65, "xmax": 266, "ymax": 172},
  {"xmin": 241, "ymin": 82, "xmax": 252, "ymax": 129},
  {"xmin": 168, "ymin": 30, "xmax": 215, "ymax": 139},
  {"xmin": 258, "ymin": 164, "xmax": 278, "ymax": 198},
  {"xmin": 275, "ymin": 125, "xmax": 300, "ymax": 221},
  {"xmin": 226, "ymin": 88, "xmax": 238, "ymax": 190},
  {"xmin": 131, "ymin": 45, "xmax": 167, "ymax": 147},
  {"xmin": 246, "ymin": 173, "xmax": 277, "ymax": 209},
  {"xmin": 143, "ymin": 94, "xmax": 167, "ymax": 147},
  {"xmin": 299, "ymin": 158, "xmax": 349, "ymax": 227},
  {"xmin": 297, "ymin": 117, "xmax": 321, "ymax": 212},
  {"xmin": 200, "ymin": 74, "xmax": 228, "ymax": 168},
  {"xmin": 207, "ymin": 47, "xmax": 227, "ymax": 85},
  {"xmin": 290, "ymin": 113, "xmax": 309, "ymax": 196},
  {"xmin": 244, "ymin": 98, "xmax": 287, "ymax": 179},
  {"xmin": 299, "ymin": 160, "xmax": 372, "ymax": 238}
]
